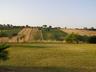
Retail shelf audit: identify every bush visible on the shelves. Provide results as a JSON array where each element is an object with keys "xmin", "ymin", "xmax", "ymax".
[
  {"xmin": 64, "ymin": 33, "xmax": 82, "ymax": 43},
  {"xmin": 64, "ymin": 33, "xmax": 91, "ymax": 43},
  {"xmin": 0, "ymin": 44, "xmax": 10, "ymax": 61},
  {"xmin": 65, "ymin": 33, "xmax": 74, "ymax": 43},
  {"xmin": 81, "ymin": 35, "xmax": 89, "ymax": 43},
  {"xmin": 88, "ymin": 36, "xmax": 96, "ymax": 43},
  {"xmin": 0, "ymin": 31, "xmax": 8, "ymax": 37}
]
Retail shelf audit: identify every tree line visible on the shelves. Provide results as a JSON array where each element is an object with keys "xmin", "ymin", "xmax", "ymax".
[{"xmin": 0, "ymin": 24, "xmax": 25, "ymax": 30}]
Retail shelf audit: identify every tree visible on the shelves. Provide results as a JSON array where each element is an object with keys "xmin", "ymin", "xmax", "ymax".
[
  {"xmin": 0, "ymin": 44, "xmax": 10, "ymax": 61},
  {"xmin": 26, "ymin": 25, "xmax": 29, "ymax": 28},
  {"xmin": 49, "ymin": 26, "xmax": 52, "ymax": 28},
  {"xmin": 64, "ymin": 27, "xmax": 67, "ymax": 29},
  {"xmin": 42, "ymin": 25, "xmax": 47, "ymax": 28},
  {"xmin": 89, "ymin": 27, "xmax": 96, "ymax": 31},
  {"xmin": 83, "ymin": 27, "xmax": 88, "ymax": 30},
  {"xmin": 47, "ymin": 26, "xmax": 52, "ymax": 31}
]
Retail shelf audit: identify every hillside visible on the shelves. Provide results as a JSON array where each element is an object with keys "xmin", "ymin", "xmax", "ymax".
[
  {"xmin": 41, "ymin": 28, "xmax": 67, "ymax": 41},
  {"xmin": 0, "ymin": 27, "xmax": 45, "ymax": 43},
  {"xmin": 0, "ymin": 26, "xmax": 96, "ymax": 43},
  {"xmin": 9, "ymin": 27, "xmax": 43, "ymax": 42},
  {"xmin": 61, "ymin": 29, "xmax": 96, "ymax": 36}
]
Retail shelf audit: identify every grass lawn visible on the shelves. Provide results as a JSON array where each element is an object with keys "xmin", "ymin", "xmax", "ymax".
[{"xmin": 0, "ymin": 43, "xmax": 96, "ymax": 72}]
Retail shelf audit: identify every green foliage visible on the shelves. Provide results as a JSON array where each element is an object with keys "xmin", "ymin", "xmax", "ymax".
[
  {"xmin": 0, "ymin": 44, "xmax": 10, "ymax": 61},
  {"xmin": 0, "ymin": 28, "xmax": 22, "ymax": 37},
  {"xmin": 88, "ymin": 36, "xmax": 96, "ymax": 43},
  {"xmin": 0, "ymin": 31, "xmax": 8, "ymax": 37},
  {"xmin": 65, "ymin": 33, "xmax": 82, "ymax": 43},
  {"xmin": 64, "ymin": 33, "xmax": 79, "ymax": 43},
  {"xmin": 42, "ymin": 28, "xmax": 67, "ymax": 41},
  {"xmin": 42, "ymin": 25, "xmax": 47, "ymax": 28},
  {"xmin": 42, "ymin": 27, "xmax": 96, "ymax": 43},
  {"xmin": 64, "ymin": 33, "xmax": 91, "ymax": 43},
  {"xmin": 81, "ymin": 35, "xmax": 89, "ymax": 43}
]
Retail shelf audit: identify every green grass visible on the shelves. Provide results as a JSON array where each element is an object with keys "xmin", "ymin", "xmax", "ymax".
[
  {"xmin": 0, "ymin": 43, "xmax": 96, "ymax": 72},
  {"xmin": 0, "ymin": 28, "xmax": 22, "ymax": 37},
  {"xmin": 42, "ymin": 28, "xmax": 67, "ymax": 41}
]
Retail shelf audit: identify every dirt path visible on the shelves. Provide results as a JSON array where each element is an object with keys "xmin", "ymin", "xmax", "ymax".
[
  {"xmin": 0, "ymin": 27, "xmax": 43, "ymax": 43},
  {"xmin": 0, "ymin": 37, "xmax": 9, "ymax": 43},
  {"xmin": 8, "ymin": 27, "xmax": 43, "ymax": 43},
  {"xmin": 8, "ymin": 28, "xmax": 33, "ymax": 43},
  {"xmin": 29, "ymin": 28, "xmax": 43, "ymax": 41}
]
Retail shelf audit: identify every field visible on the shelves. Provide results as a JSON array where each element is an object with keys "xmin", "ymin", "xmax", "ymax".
[
  {"xmin": 0, "ymin": 27, "xmax": 68, "ymax": 43},
  {"xmin": 42, "ymin": 28, "xmax": 67, "ymax": 41},
  {"xmin": 0, "ymin": 27, "xmax": 41, "ymax": 43},
  {"xmin": 0, "ymin": 28, "xmax": 22, "ymax": 43},
  {"xmin": 61, "ymin": 29, "xmax": 96, "ymax": 36},
  {"xmin": 0, "ymin": 27, "xmax": 96, "ymax": 43},
  {"xmin": 0, "ymin": 28, "xmax": 22, "ymax": 37},
  {"xmin": 0, "ymin": 27, "xmax": 96, "ymax": 72},
  {"xmin": 0, "ymin": 43, "xmax": 96, "ymax": 72}
]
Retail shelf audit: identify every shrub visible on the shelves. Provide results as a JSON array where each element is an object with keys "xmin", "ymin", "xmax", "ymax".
[
  {"xmin": 81, "ymin": 35, "xmax": 89, "ymax": 43},
  {"xmin": 0, "ymin": 44, "xmax": 10, "ymax": 61},
  {"xmin": 64, "ymin": 33, "xmax": 83, "ymax": 43},
  {"xmin": 0, "ymin": 32, "xmax": 7, "ymax": 37},
  {"xmin": 88, "ymin": 36, "xmax": 96, "ymax": 43}
]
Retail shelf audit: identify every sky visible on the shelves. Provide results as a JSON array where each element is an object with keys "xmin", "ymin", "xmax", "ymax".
[{"xmin": 0, "ymin": 0, "xmax": 96, "ymax": 28}]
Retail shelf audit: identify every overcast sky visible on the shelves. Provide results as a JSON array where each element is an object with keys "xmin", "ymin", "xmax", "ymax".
[{"xmin": 0, "ymin": 0, "xmax": 96, "ymax": 28}]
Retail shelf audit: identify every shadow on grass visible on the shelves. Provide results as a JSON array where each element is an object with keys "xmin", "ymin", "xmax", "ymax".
[
  {"xmin": 11, "ymin": 45, "xmax": 55, "ymax": 48},
  {"xmin": 0, "ymin": 66, "xmax": 95, "ymax": 72},
  {"xmin": 0, "ymin": 50, "xmax": 9, "ymax": 61},
  {"xmin": 0, "ymin": 44, "xmax": 10, "ymax": 61}
]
